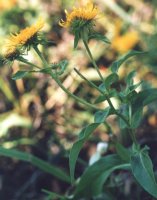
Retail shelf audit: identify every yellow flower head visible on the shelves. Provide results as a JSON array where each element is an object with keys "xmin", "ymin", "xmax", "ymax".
[
  {"xmin": 3, "ymin": 19, "xmax": 44, "ymax": 59},
  {"xmin": 112, "ymin": 31, "xmax": 139, "ymax": 54},
  {"xmin": 0, "ymin": 0, "xmax": 17, "ymax": 11},
  {"xmin": 59, "ymin": 1, "xmax": 99, "ymax": 48},
  {"xmin": 59, "ymin": 2, "xmax": 99, "ymax": 32}
]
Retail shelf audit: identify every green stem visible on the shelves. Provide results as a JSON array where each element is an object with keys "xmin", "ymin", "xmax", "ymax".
[
  {"xmin": 51, "ymin": 73, "xmax": 101, "ymax": 110},
  {"xmin": 129, "ymin": 129, "xmax": 138, "ymax": 146},
  {"xmin": 128, "ymin": 104, "xmax": 138, "ymax": 145},
  {"xmin": 33, "ymin": 45, "xmax": 49, "ymax": 67},
  {"xmin": 17, "ymin": 57, "xmax": 41, "ymax": 69},
  {"xmin": 33, "ymin": 46, "xmax": 99, "ymax": 110},
  {"xmin": 83, "ymin": 40, "xmax": 104, "ymax": 83},
  {"xmin": 82, "ymin": 40, "xmax": 129, "ymax": 126},
  {"xmin": 74, "ymin": 68, "xmax": 102, "ymax": 92}
]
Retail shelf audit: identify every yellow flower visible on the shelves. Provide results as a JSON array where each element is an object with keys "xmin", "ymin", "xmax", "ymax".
[
  {"xmin": 3, "ymin": 19, "xmax": 44, "ymax": 59},
  {"xmin": 59, "ymin": 2, "xmax": 99, "ymax": 28},
  {"xmin": 112, "ymin": 31, "xmax": 139, "ymax": 53},
  {"xmin": 0, "ymin": 0, "xmax": 17, "ymax": 11},
  {"xmin": 111, "ymin": 20, "xmax": 139, "ymax": 53}
]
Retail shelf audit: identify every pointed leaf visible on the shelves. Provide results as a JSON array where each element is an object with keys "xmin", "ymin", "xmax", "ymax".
[
  {"xmin": 12, "ymin": 71, "xmax": 28, "ymax": 80},
  {"xmin": 57, "ymin": 59, "xmax": 68, "ymax": 75},
  {"xmin": 105, "ymin": 73, "xmax": 119, "ymax": 90},
  {"xmin": 74, "ymin": 155, "xmax": 130, "ymax": 198},
  {"xmin": 94, "ymin": 107, "xmax": 110, "ymax": 123},
  {"xmin": 126, "ymin": 70, "xmax": 136, "ymax": 87},
  {"xmin": 94, "ymin": 95, "xmax": 107, "ymax": 104},
  {"xmin": 69, "ymin": 123, "xmax": 99, "ymax": 183},
  {"xmin": 131, "ymin": 108, "xmax": 143, "ymax": 128},
  {"xmin": 111, "ymin": 51, "xmax": 145, "ymax": 73},
  {"xmin": 132, "ymin": 89, "xmax": 157, "ymax": 113},
  {"xmin": 0, "ymin": 147, "xmax": 70, "ymax": 183},
  {"xmin": 115, "ymin": 142, "xmax": 130, "ymax": 162},
  {"xmin": 131, "ymin": 148, "xmax": 157, "ymax": 198}
]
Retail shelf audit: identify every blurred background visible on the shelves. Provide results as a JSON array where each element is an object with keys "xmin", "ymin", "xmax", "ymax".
[{"xmin": 0, "ymin": 0, "xmax": 157, "ymax": 199}]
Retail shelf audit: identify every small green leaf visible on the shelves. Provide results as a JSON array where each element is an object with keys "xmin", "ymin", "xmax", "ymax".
[
  {"xmin": 131, "ymin": 108, "xmax": 143, "ymax": 128},
  {"xmin": 94, "ymin": 107, "xmax": 110, "ymax": 123},
  {"xmin": 115, "ymin": 142, "xmax": 130, "ymax": 162},
  {"xmin": 42, "ymin": 189, "xmax": 66, "ymax": 200},
  {"xmin": 99, "ymin": 83, "xmax": 106, "ymax": 93},
  {"xmin": 94, "ymin": 95, "xmax": 107, "ymax": 104},
  {"xmin": 12, "ymin": 71, "xmax": 28, "ymax": 80},
  {"xmin": 131, "ymin": 89, "xmax": 157, "ymax": 113},
  {"xmin": 118, "ymin": 104, "xmax": 129, "ymax": 129},
  {"xmin": 105, "ymin": 73, "xmax": 119, "ymax": 90},
  {"xmin": 57, "ymin": 60, "xmax": 68, "ymax": 75},
  {"xmin": 131, "ymin": 147, "xmax": 157, "ymax": 198},
  {"xmin": 126, "ymin": 70, "xmax": 136, "ymax": 87},
  {"xmin": 94, "ymin": 89, "xmax": 117, "ymax": 104},
  {"xmin": 69, "ymin": 123, "xmax": 99, "ymax": 183},
  {"xmin": 111, "ymin": 51, "xmax": 145, "ymax": 73},
  {"xmin": 74, "ymin": 155, "xmax": 130, "ymax": 199},
  {"xmin": 88, "ymin": 32, "xmax": 110, "ymax": 44}
]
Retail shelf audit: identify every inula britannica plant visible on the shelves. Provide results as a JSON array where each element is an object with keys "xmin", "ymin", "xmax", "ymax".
[{"xmin": 1, "ymin": 1, "xmax": 157, "ymax": 199}]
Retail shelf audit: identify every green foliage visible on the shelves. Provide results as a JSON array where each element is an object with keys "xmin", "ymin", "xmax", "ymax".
[
  {"xmin": 94, "ymin": 107, "xmax": 110, "ymax": 123},
  {"xmin": 111, "ymin": 51, "xmax": 145, "ymax": 73},
  {"xmin": 12, "ymin": 71, "xmax": 29, "ymax": 80},
  {"xmin": 69, "ymin": 123, "xmax": 99, "ymax": 183},
  {"xmin": 115, "ymin": 142, "xmax": 130, "ymax": 162},
  {"xmin": 88, "ymin": 32, "xmax": 110, "ymax": 44},
  {"xmin": 42, "ymin": 189, "xmax": 67, "ymax": 200},
  {"xmin": 131, "ymin": 146, "xmax": 157, "ymax": 198},
  {"xmin": 1, "ymin": 2, "xmax": 157, "ymax": 198},
  {"xmin": 104, "ymin": 73, "xmax": 119, "ymax": 90},
  {"xmin": 0, "ymin": 147, "xmax": 70, "ymax": 183},
  {"xmin": 74, "ymin": 155, "xmax": 130, "ymax": 199}
]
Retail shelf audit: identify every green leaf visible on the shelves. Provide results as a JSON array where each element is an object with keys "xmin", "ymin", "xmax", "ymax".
[
  {"xmin": 99, "ymin": 83, "xmax": 106, "ymax": 92},
  {"xmin": 94, "ymin": 95, "xmax": 107, "ymax": 104},
  {"xmin": 131, "ymin": 108, "xmax": 143, "ymax": 128},
  {"xmin": 69, "ymin": 123, "xmax": 99, "ymax": 183},
  {"xmin": 42, "ymin": 189, "xmax": 66, "ymax": 200},
  {"xmin": 111, "ymin": 51, "xmax": 145, "ymax": 73},
  {"xmin": 118, "ymin": 104, "xmax": 129, "ymax": 129},
  {"xmin": 131, "ymin": 89, "xmax": 157, "ymax": 113},
  {"xmin": 115, "ymin": 142, "xmax": 130, "ymax": 162},
  {"xmin": 74, "ymin": 155, "xmax": 130, "ymax": 199},
  {"xmin": 0, "ymin": 147, "xmax": 70, "ymax": 183},
  {"xmin": 105, "ymin": 73, "xmax": 119, "ymax": 90},
  {"xmin": 57, "ymin": 59, "xmax": 68, "ymax": 75},
  {"xmin": 131, "ymin": 148, "xmax": 157, "ymax": 198},
  {"xmin": 126, "ymin": 70, "xmax": 136, "ymax": 87},
  {"xmin": 88, "ymin": 32, "xmax": 110, "ymax": 44},
  {"xmin": 12, "ymin": 71, "xmax": 28, "ymax": 80},
  {"xmin": 94, "ymin": 89, "xmax": 117, "ymax": 104},
  {"xmin": 94, "ymin": 107, "xmax": 110, "ymax": 123}
]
